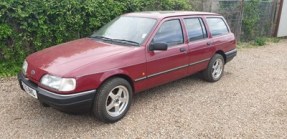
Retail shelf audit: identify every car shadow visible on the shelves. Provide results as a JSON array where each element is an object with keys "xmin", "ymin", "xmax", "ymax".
[
  {"xmin": 133, "ymin": 73, "xmax": 204, "ymax": 101},
  {"xmin": 17, "ymin": 72, "xmax": 214, "ymax": 128}
]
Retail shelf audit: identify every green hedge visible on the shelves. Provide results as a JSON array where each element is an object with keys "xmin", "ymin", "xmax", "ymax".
[{"xmin": 0, "ymin": 0, "xmax": 192, "ymax": 76}]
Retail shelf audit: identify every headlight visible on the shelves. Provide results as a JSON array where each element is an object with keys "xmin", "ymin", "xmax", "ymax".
[
  {"xmin": 22, "ymin": 60, "xmax": 28, "ymax": 76},
  {"xmin": 40, "ymin": 74, "xmax": 76, "ymax": 91}
]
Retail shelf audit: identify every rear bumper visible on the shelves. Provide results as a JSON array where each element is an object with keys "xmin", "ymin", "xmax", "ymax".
[
  {"xmin": 18, "ymin": 73, "xmax": 96, "ymax": 112},
  {"xmin": 225, "ymin": 49, "xmax": 237, "ymax": 63}
]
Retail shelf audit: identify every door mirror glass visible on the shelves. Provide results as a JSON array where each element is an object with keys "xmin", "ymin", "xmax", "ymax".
[{"xmin": 149, "ymin": 43, "xmax": 168, "ymax": 51}]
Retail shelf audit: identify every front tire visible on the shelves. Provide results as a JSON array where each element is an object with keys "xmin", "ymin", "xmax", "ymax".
[
  {"xmin": 93, "ymin": 78, "xmax": 132, "ymax": 123},
  {"xmin": 202, "ymin": 54, "xmax": 225, "ymax": 82}
]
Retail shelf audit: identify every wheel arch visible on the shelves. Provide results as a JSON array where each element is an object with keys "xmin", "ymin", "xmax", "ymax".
[
  {"xmin": 215, "ymin": 50, "xmax": 226, "ymax": 63},
  {"xmin": 99, "ymin": 72, "xmax": 135, "ymax": 94}
]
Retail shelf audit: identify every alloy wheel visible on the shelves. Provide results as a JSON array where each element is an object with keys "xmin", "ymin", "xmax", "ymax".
[
  {"xmin": 212, "ymin": 59, "xmax": 223, "ymax": 79},
  {"xmin": 105, "ymin": 85, "xmax": 129, "ymax": 117}
]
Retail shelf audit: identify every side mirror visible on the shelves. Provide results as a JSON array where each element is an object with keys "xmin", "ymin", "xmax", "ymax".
[{"xmin": 149, "ymin": 43, "xmax": 168, "ymax": 51}]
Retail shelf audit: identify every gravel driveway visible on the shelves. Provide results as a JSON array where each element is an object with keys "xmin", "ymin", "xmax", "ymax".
[{"xmin": 1, "ymin": 40, "xmax": 287, "ymax": 139}]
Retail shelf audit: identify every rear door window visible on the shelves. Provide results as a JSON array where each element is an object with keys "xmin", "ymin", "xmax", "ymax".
[
  {"xmin": 206, "ymin": 17, "xmax": 229, "ymax": 36},
  {"xmin": 184, "ymin": 18, "xmax": 207, "ymax": 41},
  {"xmin": 152, "ymin": 19, "xmax": 184, "ymax": 47}
]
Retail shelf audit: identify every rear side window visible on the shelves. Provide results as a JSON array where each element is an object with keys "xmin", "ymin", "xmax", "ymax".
[
  {"xmin": 152, "ymin": 19, "xmax": 184, "ymax": 46},
  {"xmin": 206, "ymin": 17, "xmax": 229, "ymax": 36},
  {"xmin": 184, "ymin": 18, "xmax": 207, "ymax": 41}
]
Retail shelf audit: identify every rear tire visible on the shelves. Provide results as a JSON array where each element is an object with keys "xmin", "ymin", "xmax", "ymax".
[
  {"xmin": 202, "ymin": 54, "xmax": 225, "ymax": 82},
  {"xmin": 93, "ymin": 78, "xmax": 132, "ymax": 123}
]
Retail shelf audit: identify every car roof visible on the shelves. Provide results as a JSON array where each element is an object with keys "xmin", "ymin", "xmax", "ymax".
[{"xmin": 124, "ymin": 11, "xmax": 220, "ymax": 19}]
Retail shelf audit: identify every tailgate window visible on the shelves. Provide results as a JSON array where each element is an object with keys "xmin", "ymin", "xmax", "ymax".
[{"xmin": 206, "ymin": 17, "xmax": 229, "ymax": 36}]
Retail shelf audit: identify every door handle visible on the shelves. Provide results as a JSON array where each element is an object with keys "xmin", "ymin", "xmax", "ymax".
[
  {"xmin": 207, "ymin": 41, "xmax": 213, "ymax": 46},
  {"xmin": 179, "ymin": 48, "xmax": 186, "ymax": 52}
]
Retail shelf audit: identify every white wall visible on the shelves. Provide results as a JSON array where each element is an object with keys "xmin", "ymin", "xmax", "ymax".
[{"xmin": 277, "ymin": 0, "xmax": 287, "ymax": 37}]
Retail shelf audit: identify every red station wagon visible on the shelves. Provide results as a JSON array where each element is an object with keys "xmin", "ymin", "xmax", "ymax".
[{"xmin": 18, "ymin": 11, "xmax": 237, "ymax": 123}]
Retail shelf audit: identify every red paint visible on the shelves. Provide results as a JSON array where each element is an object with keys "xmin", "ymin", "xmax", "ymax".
[{"xmin": 24, "ymin": 11, "xmax": 236, "ymax": 94}]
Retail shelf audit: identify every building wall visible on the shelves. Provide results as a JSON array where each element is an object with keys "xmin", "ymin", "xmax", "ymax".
[{"xmin": 277, "ymin": 0, "xmax": 287, "ymax": 37}]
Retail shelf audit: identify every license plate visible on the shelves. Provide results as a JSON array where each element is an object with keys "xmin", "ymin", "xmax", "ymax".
[{"xmin": 22, "ymin": 82, "xmax": 38, "ymax": 99}]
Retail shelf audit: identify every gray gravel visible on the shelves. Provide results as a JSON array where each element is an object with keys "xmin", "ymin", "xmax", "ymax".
[{"xmin": 1, "ymin": 40, "xmax": 287, "ymax": 139}]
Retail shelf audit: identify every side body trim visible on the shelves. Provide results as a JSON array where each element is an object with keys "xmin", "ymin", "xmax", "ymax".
[
  {"xmin": 189, "ymin": 58, "xmax": 210, "ymax": 66},
  {"xmin": 135, "ymin": 58, "xmax": 210, "ymax": 82}
]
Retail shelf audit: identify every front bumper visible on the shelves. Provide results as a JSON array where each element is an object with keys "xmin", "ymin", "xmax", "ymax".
[{"xmin": 18, "ymin": 73, "xmax": 96, "ymax": 112}]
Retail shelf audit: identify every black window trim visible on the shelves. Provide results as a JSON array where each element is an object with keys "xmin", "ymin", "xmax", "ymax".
[
  {"xmin": 151, "ymin": 18, "xmax": 185, "ymax": 48},
  {"xmin": 183, "ymin": 17, "xmax": 209, "ymax": 43},
  {"xmin": 205, "ymin": 16, "xmax": 230, "ymax": 37},
  {"xmin": 198, "ymin": 18, "xmax": 208, "ymax": 39}
]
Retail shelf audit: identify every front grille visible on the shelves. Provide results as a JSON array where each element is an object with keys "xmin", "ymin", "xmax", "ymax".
[
  {"xmin": 27, "ymin": 79, "xmax": 38, "ymax": 87},
  {"xmin": 23, "ymin": 74, "xmax": 38, "ymax": 87}
]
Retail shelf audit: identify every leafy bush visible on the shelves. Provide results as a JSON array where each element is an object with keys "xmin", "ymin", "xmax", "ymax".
[
  {"xmin": 242, "ymin": 0, "xmax": 260, "ymax": 41},
  {"xmin": 254, "ymin": 37, "xmax": 266, "ymax": 46},
  {"xmin": 0, "ymin": 0, "xmax": 192, "ymax": 77}
]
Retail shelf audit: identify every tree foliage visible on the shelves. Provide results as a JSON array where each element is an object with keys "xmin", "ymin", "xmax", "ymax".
[{"xmin": 0, "ymin": 0, "xmax": 192, "ymax": 76}]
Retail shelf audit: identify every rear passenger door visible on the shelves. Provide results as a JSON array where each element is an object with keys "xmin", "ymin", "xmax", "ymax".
[{"xmin": 183, "ymin": 17, "xmax": 214, "ymax": 74}]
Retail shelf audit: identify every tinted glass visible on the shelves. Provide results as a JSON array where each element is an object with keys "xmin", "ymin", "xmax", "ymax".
[
  {"xmin": 184, "ymin": 18, "xmax": 207, "ymax": 41},
  {"xmin": 206, "ymin": 18, "xmax": 229, "ymax": 36},
  {"xmin": 92, "ymin": 16, "xmax": 157, "ymax": 44},
  {"xmin": 152, "ymin": 20, "xmax": 184, "ymax": 46}
]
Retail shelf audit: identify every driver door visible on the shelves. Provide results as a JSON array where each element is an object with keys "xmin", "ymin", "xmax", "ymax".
[{"xmin": 145, "ymin": 18, "xmax": 189, "ymax": 89}]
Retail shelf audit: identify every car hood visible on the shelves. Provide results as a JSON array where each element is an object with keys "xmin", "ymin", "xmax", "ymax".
[{"xmin": 27, "ymin": 38, "xmax": 135, "ymax": 77}]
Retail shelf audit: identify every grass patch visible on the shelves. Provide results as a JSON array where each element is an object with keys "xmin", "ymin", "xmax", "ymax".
[
  {"xmin": 238, "ymin": 37, "xmax": 282, "ymax": 48},
  {"xmin": 265, "ymin": 37, "xmax": 281, "ymax": 43},
  {"xmin": 0, "ymin": 64, "xmax": 21, "ymax": 77}
]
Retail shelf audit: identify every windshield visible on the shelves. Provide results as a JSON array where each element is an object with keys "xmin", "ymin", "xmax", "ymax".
[{"xmin": 91, "ymin": 16, "xmax": 157, "ymax": 45}]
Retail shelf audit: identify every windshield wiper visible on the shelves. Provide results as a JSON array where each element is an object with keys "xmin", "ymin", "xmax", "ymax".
[
  {"xmin": 111, "ymin": 39, "xmax": 140, "ymax": 46},
  {"xmin": 90, "ymin": 35, "xmax": 113, "ymax": 41},
  {"xmin": 90, "ymin": 36, "xmax": 140, "ymax": 46}
]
